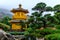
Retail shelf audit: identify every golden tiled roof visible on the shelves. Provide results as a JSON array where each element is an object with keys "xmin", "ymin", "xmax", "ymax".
[{"xmin": 11, "ymin": 4, "xmax": 29, "ymax": 13}]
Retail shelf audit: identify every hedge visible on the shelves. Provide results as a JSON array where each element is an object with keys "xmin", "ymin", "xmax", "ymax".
[
  {"xmin": 44, "ymin": 33, "xmax": 60, "ymax": 40},
  {"xmin": 39, "ymin": 28, "xmax": 60, "ymax": 37}
]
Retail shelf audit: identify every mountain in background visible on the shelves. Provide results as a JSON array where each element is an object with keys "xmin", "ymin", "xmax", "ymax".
[{"xmin": 0, "ymin": 8, "xmax": 12, "ymax": 18}]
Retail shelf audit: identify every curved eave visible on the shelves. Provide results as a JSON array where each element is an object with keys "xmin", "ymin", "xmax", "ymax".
[{"xmin": 11, "ymin": 9, "xmax": 29, "ymax": 13}]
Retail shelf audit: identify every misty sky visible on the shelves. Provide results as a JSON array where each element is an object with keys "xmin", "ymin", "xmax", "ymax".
[{"xmin": 0, "ymin": 0, "xmax": 60, "ymax": 15}]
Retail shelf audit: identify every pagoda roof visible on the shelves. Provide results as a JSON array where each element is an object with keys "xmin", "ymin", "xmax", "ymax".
[
  {"xmin": 11, "ymin": 4, "xmax": 29, "ymax": 13},
  {"xmin": 10, "ymin": 20, "xmax": 20, "ymax": 23},
  {"xmin": 10, "ymin": 20, "xmax": 24, "ymax": 23}
]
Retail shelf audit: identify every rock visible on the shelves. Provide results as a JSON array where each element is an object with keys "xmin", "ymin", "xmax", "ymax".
[{"xmin": 0, "ymin": 29, "xmax": 15, "ymax": 40}]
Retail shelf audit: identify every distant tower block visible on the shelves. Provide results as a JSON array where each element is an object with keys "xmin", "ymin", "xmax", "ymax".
[{"xmin": 10, "ymin": 4, "xmax": 29, "ymax": 30}]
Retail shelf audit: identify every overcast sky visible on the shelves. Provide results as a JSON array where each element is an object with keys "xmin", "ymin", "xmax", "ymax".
[{"xmin": 0, "ymin": 0, "xmax": 60, "ymax": 15}]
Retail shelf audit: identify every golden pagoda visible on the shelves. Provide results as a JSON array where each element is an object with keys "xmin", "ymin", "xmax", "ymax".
[{"xmin": 10, "ymin": 4, "xmax": 29, "ymax": 30}]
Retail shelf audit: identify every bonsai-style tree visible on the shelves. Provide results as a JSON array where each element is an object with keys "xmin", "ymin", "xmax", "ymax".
[
  {"xmin": 20, "ymin": 2, "xmax": 60, "ymax": 40},
  {"xmin": 32, "ymin": 2, "xmax": 53, "ymax": 28},
  {"xmin": 21, "ymin": 2, "xmax": 53, "ymax": 40},
  {"xmin": 54, "ymin": 4, "xmax": 60, "ymax": 11}
]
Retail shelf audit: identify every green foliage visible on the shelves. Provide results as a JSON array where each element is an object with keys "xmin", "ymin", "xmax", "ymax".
[
  {"xmin": 54, "ymin": 12, "xmax": 60, "ymax": 23},
  {"xmin": 0, "ymin": 16, "xmax": 12, "ymax": 26},
  {"xmin": 46, "ymin": 6, "xmax": 53, "ymax": 11},
  {"xmin": 40, "ymin": 28, "xmax": 54, "ymax": 37},
  {"xmin": 39, "ymin": 28, "xmax": 60, "ymax": 37},
  {"xmin": 0, "ymin": 23, "xmax": 10, "ymax": 31},
  {"xmin": 32, "ymin": 2, "xmax": 46, "ymax": 10},
  {"xmin": 24, "ymin": 2, "xmax": 60, "ymax": 39},
  {"xmin": 54, "ymin": 16, "xmax": 59, "ymax": 23},
  {"xmin": 20, "ymin": 20, "xmax": 26, "ymax": 27},
  {"xmin": 31, "ymin": 2, "xmax": 54, "ymax": 28},
  {"xmin": 32, "ymin": 12, "xmax": 39, "ymax": 16},
  {"xmin": 24, "ymin": 28, "xmax": 41, "ymax": 38},
  {"xmin": 3, "ymin": 27, "xmax": 9, "ymax": 31},
  {"xmin": 44, "ymin": 33, "xmax": 60, "ymax": 40},
  {"xmin": 54, "ymin": 4, "xmax": 60, "ymax": 11},
  {"xmin": 20, "ymin": 2, "xmax": 60, "ymax": 39},
  {"xmin": 24, "ymin": 28, "xmax": 60, "ymax": 38},
  {"xmin": 55, "ymin": 25, "xmax": 60, "ymax": 29},
  {"xmin": 44, "ymin": 13, "xmax": 60, "ymax": 25},
  {"xmin": 28, "ymin": 16, "xmax": 34, "ymax": 22}
]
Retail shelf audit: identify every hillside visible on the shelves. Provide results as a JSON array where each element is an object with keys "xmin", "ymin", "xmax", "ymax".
[{"xmin": 0, "ymin": 8, "xmax": 12, "ymax": 18}]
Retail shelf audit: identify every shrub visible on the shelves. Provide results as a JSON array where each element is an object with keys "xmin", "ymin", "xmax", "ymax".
[
  {"xmin": 55, "ymin": 25, "xmax": 60, "ymax": 29},
  {"xmin": 24, "ymin": 28, "xmax": 41, "ymax": 38},
  {"xmin": 40, "ymin": 28, "xmax": 53, "ymax": 37},
  {"xmin": 0, "ymin": 23, "xmax": 10, "ymax": 31},
  {"xmin": 39, "ymin": 28, "xmax": 60, "ymax": 37},
  {"xmin": 44, "ymin": 33, "xmax": 60, "ymax": 40}
]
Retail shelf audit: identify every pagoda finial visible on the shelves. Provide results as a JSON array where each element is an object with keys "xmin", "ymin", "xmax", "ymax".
[{"xmin": 19, "ymin": 4, "xmax": 22, "ymax": 8}]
